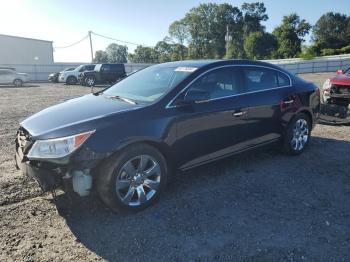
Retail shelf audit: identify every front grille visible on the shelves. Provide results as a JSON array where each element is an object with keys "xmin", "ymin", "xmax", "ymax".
[{"xmin": 331, "ymin": 84, "xmax": 350, "ymax": 95}]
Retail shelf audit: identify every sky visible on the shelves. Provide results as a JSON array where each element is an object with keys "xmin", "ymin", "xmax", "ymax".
[{"xmin": 1, "ymin": 0, "xmax": 350, "ymax": 63}]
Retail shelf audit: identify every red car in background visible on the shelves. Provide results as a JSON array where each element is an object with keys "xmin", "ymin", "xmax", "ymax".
[{"xmin": 320, "ymin": 67, "xmax": 350, "ymax": 123}]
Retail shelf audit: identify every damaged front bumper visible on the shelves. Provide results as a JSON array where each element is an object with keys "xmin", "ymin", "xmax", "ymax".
[
  {"xmin": 319, "ymin": 102, "xmax": 350, "ymax": 124},
  {"xmin": 15, "ymin": 128, "xmax": 105, "ymax": 196}
]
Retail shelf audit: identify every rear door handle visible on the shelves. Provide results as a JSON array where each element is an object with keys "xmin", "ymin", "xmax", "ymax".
[
  {"xmin": 232, "ymin": 111, "xmax": 247, "ymax": 117},
  {"xmin": 283, "ymin": 99, "xmax": 294, "ymax": 104}
]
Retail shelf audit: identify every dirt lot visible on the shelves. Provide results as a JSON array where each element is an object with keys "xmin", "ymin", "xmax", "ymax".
[{"xmin": 1, "ymin": 74, "xmax": 349, "ymax": 261}]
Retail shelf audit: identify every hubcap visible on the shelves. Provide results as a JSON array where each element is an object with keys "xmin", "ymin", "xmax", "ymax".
[
  {"xmin": 116, "ymin": 155, "xmax": 161, "ymax": 206},
  {"xmin": 86, "ymin": 78, "xmax": 94, "ymax": 86},
  {"xmin": 290, "ymin": 119, "xmax": 309, "ymax": 151}
]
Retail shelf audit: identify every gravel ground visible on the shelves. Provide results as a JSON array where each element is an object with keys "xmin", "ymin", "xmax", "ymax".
[{"xmin": 0, "ymin": 74, "xmax": 349, "ymax": 261}]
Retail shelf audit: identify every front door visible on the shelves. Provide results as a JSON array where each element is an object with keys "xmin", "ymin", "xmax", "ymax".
[{"xmin": 171, "ymin": 67, "xmax": 252, "ymax": 169}]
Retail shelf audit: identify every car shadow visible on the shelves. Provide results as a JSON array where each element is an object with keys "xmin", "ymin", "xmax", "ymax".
[{"xmin": 53, "ymin": 136, "xmax": 350, "ymax": 261}]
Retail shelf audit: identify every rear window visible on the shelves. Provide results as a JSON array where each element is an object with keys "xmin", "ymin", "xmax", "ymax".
[{"xmin": 242, "ymin": 67, "xmax": 290, "ymax": 92}]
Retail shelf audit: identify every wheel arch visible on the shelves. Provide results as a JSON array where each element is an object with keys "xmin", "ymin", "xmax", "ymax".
[
  {"xmin": 118, "ymin": 139, "xmax": 173, "ymax": 169},
  {"xmin": 297, "ymin": 108, "xmax": 314, "ymax": 127},
  {"xmin": 92, "ymin": 138, "xmax": 174, "ymax": 177}
]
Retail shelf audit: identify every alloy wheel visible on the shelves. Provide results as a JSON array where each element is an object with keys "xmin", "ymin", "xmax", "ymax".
[
  {"xmin": 86, "ymin": 77, "xmax": 95, "ymax": 86},
  {"xmin": 116, "ymin": 155, "xmax": 161, "ymax": 207},
  {"xmin": 290, "ymin": 119, "xmax": 309, "ymax": 151},
  {"xmin": 14, "ymin": 79, "xmax": 22, "ymax": 87}
]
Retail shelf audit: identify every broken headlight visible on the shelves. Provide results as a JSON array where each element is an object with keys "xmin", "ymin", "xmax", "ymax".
[
  {"xmin": 27, "ymin": 131, "xmax": 94, "ymax": 159},
  {"xmin": 322, "ymin": 79, "xmax": 332, "ymax": 102}
]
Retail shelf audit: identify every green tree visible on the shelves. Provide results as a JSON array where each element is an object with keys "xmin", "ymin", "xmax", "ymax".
[
  {"xmin": 241, "ymin": 2, "xmax": 268, "ymax": 36},
  {"xmin": 183, "ymin": 3, "xmax": 243, "ymax": 59},
  {"xmin": 170, "ymin": 44, "xmax": 188, "ymax": 61},
  {"xmin": 273, "ymin": 14, "xmax": 311, "ymax": 58},
  {"xmin": 154, "ymin": 41, "xmax": 172, "ymax": 62},
  {"xmin": 168, "ymin": 20, "xmax": 189, "ymax": 45},
  {"xmin": 313, "ymin": 12, "xmax": 350, "ymax": 51},
  {"xmin": 105, "ymin": 43, "xmax": 128, "ymax": 63},
  {"xmin": 93, "ymin": 50, "xmax": 108, "ymax": 63},
  {"xmin": 129, "ymin": 46, "xmax": 157, "ymax": 63},
  {"xmin": 244, "ymin": 31, "xmax": 277, "ymax": 59}
]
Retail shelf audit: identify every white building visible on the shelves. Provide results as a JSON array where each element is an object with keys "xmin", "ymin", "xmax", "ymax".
[{"xmin": 0, "ymin": 34, "xmax": 54, "ymax": 64}]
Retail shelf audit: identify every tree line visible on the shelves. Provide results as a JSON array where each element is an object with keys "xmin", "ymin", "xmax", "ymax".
[{"xmin": 93, "ymin": 2, "xmax": 350, "ymax": 64}]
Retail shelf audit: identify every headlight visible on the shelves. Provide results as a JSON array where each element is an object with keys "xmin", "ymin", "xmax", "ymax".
[
  {"xmin": 27, "ymin": 130, "xmax": 95, "ymax": 159},
  {"xmin": 323, "ymin": 79, "xmax": 331, "ymax": 92}
]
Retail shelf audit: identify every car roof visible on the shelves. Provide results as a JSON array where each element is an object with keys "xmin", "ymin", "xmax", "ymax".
[{"xmin": 157, "ymin": 59, "xmax": 289, "ymax": 73}]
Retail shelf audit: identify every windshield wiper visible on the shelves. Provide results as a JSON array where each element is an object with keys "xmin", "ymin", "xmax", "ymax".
[{"xmin": 107, "ymin": 95, "xmax": 137, "ymax": 105}]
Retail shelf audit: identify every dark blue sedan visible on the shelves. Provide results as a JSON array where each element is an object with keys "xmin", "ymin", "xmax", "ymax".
[{"xmin": 15, "ymin": 60, "xmax": 320, "ymax": 211}]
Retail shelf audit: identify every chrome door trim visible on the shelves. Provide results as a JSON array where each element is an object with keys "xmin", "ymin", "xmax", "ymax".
[{"xmin": 165, "ymin": 64, "xmax": 293, "ymax": 109}]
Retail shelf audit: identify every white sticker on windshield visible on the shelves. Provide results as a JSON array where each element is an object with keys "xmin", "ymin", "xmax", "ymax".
[{"xmin": 175, "ymin": 67, "xmax": 198, "ymax": 72}]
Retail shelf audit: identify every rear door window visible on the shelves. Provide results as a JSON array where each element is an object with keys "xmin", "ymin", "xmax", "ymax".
[
  {"xmin": 277, "ymin": 72, "xmax": 290, "ymax": 87},
  {"xmin": 242, "ymin": 67, "xmax": 289, "ymax": 92}
]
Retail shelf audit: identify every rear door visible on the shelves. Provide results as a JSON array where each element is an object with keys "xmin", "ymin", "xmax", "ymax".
[
  {"xmin": 239, "ymin": 66, "xmax": 294, "ymax": 143},
  {"xmin": 100, "ymin": 64, "xmax": 112, "ymax": 82}
]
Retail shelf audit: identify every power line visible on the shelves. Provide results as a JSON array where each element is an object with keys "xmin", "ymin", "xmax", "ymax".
[
  {"xmin": 53, "ymin": 35, "xmax": 89, "ymax": 49},
  {"xmin": 91, "ymin": 31, "xmax": 150, "ymax": 47}
]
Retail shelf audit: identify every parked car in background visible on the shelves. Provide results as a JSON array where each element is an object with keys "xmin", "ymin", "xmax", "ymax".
[
  {"xmin": 79, "ymin": 63, "xmax": 126, "ymax": 86},
  {"xmin": 0, "ymin": 68, "xmax": 29, "ymax": 87},
  {"xmin": 48, "ymin": 67, "xmax": 75, "ymax": 83},
  {"xmin": 58, "ymin": 64, "xmax": 95, "ymax": 85},
  {"xmin": 320, "ymin": 67, "xmax": 350, "ymax": 123},
  {"xmin": 15, "ymin": 60, "xmax": 320, "ymax": 212}
]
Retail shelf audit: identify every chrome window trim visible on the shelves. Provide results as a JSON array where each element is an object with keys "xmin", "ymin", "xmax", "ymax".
[{"xmin": 165, "ymin": 64, "xmax": 293, "ymax": 109}]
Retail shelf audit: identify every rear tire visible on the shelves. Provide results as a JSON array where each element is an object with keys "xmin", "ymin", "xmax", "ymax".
[
  {"xmin": 96, "ymin": 144, "xmax": 168, "ymax": 212},
  {"xmin": 66, "ymin": 76, "xmax": 77, "ymax": 85},
  {"xmin": 85, "ymin": 76, "xmax": 95, "ymax": 87},
  {"xmin": 13, "ymin": 79, "xmax": 23, "ymax": 87},
  {"xmin": 282, "ymin": 113, "xmax": 311, "ymax": 155}
]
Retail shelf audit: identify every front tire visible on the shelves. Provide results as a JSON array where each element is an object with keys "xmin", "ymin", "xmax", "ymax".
[
  {"xmin": 282, "ymin": 113, "xmax": 311, "ymax": 155},
  {"xmin": 96, "ymin": 144, "xmax": 168, "ymax": 212},
  {"xmin": 13, "ymin": 79, "xmax": 23, "ymax": 87},
  {"xmin": 66, "ymin": 76, "xmax": 77, "ymax": 85}
]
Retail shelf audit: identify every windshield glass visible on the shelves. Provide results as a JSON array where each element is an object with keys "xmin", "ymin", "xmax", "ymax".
[
  {"xmin": 345, "ymin": 67, "xmax": 350, "ymax": 75},
  {"xmin": 75, "ymin": 65, "xmax": 83, "ymax": 72},
  {"xmin": 103, "ymin": 65, "xmax": 196, "ymax": 103}
]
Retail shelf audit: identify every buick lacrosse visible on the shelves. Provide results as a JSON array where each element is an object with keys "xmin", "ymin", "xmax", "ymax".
[{"xmin": 15, "ymin": 60, "xmax": 320, "ymax": 211}]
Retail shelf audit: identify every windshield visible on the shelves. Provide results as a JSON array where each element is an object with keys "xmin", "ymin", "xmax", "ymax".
[
  {"xmin": 345, "ymin": 67, "xmax": 350, "ymax": 75},
  {"xmin": 103, "ymin": 65, "xmax": 196, "ymax": 103},
  {"xmin": 75, "ymin": 65, "xmax": 83, "ymax": 72}
]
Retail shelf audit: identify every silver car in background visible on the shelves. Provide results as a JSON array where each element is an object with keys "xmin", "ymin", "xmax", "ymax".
[{"xmin": 0, "ymin": 68, "xmax": 30, "ymax": 87}]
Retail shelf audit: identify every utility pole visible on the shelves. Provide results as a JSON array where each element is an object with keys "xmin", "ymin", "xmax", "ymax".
[
  {"xmin": 225, "ymin": 25, "xmax": 232, "ymax": 59},
  {"xmin": 88, "ymin": 31, "xmax": 93, "ymax": 62}
]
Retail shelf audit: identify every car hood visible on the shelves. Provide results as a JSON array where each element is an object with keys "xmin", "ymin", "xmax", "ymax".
[
  {"xmin": 330, "ymin": 74, "xmax": 350, "ymax": 85},
  {"xmin": 21, "ymin": 94, "xmax": 141, "ymax": 138}
]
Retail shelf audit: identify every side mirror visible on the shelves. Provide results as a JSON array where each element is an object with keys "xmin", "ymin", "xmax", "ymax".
[
  {"xmin": 336, "ymin": 69, "xmax": 345, "ymax": 74},
  {"xmin": 180, "ymin": 89, "xmax": 210, "ymax": 105}
]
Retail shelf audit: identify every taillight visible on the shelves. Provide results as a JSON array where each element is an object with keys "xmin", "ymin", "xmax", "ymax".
[{"xmin": 316, "ymin": 87, "xmax": 320, "ymax": 96}]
